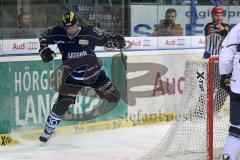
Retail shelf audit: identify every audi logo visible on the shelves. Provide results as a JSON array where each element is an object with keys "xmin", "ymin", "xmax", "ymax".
[
  {"xmin": 176, "ymin": 39, "xmax": 186, "ymax": 46},
  {"xmin": 142, "ymin": 39, "xmax": 151, "ymax": 46},
  {"xmin": 27, "ymin": 42, "xmax": 39, "ymax": 50}
]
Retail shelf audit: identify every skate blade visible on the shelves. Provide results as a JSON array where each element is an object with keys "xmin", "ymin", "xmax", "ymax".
[{"xmin": 40, "ymin": 142, "xmax": 47, "ymax": 147}]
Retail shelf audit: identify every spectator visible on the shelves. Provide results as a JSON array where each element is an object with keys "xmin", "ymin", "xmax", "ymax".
[
  {"xmin": 11, "ymin": 12, "xmax": 36, "ymax": 38},
  {"xmin": 151, "ymin": 8, "xmax": 183, "ymax": 36},
  {"xmin": 18, "ymin": 13, "xmax": 32, "ymax": 28},
  {"xmin": 229, "ymin": 0, "xmax": 240, "ymax": 5}
]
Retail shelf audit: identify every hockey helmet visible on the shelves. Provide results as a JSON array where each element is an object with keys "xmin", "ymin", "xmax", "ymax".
[
  {"xmin": 62, "ymin": 11, "xmax": 78, "ymax": 27},
  {"xmin": 211, "ymin": 6, "xmax": 224, "ymax": 15}
]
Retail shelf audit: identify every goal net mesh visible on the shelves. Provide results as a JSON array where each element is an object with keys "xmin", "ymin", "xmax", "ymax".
[{"xmin": 140, "ymin": 56, "xmax": 231, "ymax": 160}]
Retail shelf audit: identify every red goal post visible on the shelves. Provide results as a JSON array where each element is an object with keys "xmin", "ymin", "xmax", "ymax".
[{"xmin": 207, "ymin": 55, "xmax": 219, "ymax": 160}]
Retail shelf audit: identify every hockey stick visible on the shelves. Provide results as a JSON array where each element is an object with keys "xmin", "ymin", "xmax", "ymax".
[
  {"xmin": 120, "ymin": 48, "xmax": 127, "ymax": 71},
  {"xmin": 108, "ymin": 0, "xmax": 127, "ymax": 71}
]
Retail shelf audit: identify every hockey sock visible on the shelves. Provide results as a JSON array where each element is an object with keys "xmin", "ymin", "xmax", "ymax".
[{"xmin": 44, "ymin": 111, "xmax": 63, "ymax": 135}]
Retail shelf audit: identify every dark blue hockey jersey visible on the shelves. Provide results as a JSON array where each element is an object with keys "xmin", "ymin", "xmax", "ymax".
[{"xmin": 40, "ymin": 25, "xmax": 114, "ymax": 62}]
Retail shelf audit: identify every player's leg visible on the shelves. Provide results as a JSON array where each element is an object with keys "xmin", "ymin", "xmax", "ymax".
[
  {"xmin": 39, "ymin": 94, "xmax": 77, "ymax": 142},
  {"xmin": 222, "ymin": 93, "xmax": 240, "ymax": 160},
  {"xmin": 39, "ymin": 77, "xmax": 81, "ymax": 142},
  {"xmin": 92, "ymin": 71, "xmax": 120, "ymax": 103}
]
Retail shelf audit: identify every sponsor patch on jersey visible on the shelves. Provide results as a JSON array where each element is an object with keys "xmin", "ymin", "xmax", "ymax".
[
  {"xmin": 79, "ymin": 39, "xmax": 89, "ymax": 45},
  {"xmin": 93, "ymin": 27, "xmax": 103, "ymax": 36},
  {"xmin": 68, "ymin": 51, "xmax": 88, "ymax": 58}
]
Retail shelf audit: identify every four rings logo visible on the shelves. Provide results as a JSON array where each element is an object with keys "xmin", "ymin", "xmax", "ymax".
[
  {"xmin": 176, "ymin": 39, "xmax": 186, "ymax": 46},
  {"xmin": 27, "ymin": 42, "xmax": 38, "ymax": 50},
  {"xmin": 142, "ymin": 39, "xmax": 151, "ymax": 46}
]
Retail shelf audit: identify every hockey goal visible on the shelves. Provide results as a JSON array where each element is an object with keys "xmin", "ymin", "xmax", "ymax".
[{"xmin": 140, "ymin": 56, "xmax": 231, "ymax": 160}]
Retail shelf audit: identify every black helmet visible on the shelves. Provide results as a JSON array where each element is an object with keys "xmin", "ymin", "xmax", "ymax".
[{"xmin": 62, "ymin": 11, "xmax": 78, "ymax": 27}]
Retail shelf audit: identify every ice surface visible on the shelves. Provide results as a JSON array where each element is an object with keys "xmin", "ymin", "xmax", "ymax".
[{"xmin": 0, "ymin": 124, "xmax": 170, "ymax": 160}]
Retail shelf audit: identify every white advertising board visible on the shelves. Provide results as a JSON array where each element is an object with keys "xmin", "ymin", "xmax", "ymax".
[
  {"xmin": 127, "ymin": 50, "xmax": 202, "ymax": 115},
  {"xmin": 0, "ymin": 36, "xmax": 206, "ymax": 55},
  {"xmin": 0, "ymin": 40, "xmax": 2, "ymax": 55},
  {"xmin": 157, "ymin": 36, "xmax": 191, "ymax": 49},
  {"xmin": 95, "ymin": 37, "xmax": 158, "ymax": 52},
  {"xmin": 191, "ymin": 36, "xmax": 205, "ymax": 48},
  {"xmin": 2, "ymin": 39, "xmax": 39, "ymax": 55}
]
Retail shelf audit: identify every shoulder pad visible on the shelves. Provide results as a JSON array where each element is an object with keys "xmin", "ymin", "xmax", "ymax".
[
  {"xmin": 83, "ymin": 25, "xmax": 104, "ymax": 36},
  {"xmin": 51, "ymin": 25, "xmax": 66, "ymax": 35},
  {"xmin": 81, "ymin": 25, "xmax": 105, "ymax": 36},
  {"xmin": 92, "ymin": 26, "xmax": 104, "ymax": 36}
]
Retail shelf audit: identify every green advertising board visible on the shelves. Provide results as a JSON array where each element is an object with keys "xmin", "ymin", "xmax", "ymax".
[{"xmin": 0, "ymin": 55, "xmax": 127, "ymax": 135}]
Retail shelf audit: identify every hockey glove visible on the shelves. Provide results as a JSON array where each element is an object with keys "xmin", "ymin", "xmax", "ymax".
[
  {"xmin": 113, "ymin": 34, "xmax": 126, "ymax": 49},
  {"xmin": 220, "ymin": 74, "xmax": 231, "ymax": 93},
  {"xmin": 203, "ymin": 51, "xmax": 211, "ymax": 59},
  {"xmin": 39, "ymin": 47, "xmax": 56, "ymax": 63}
]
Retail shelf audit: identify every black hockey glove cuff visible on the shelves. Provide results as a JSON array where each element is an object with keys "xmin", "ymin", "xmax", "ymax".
[
  {"xmin": 220, "ymin": 74, "xmax": 231, "ymax": 93},
  {"xmin": 39, "ymin": 47, "xmax": 56, "ymax": 63},
  {"xmin": 39, "ymin": 37, "xmax": 48, "ymax": 49},
  {"xmin": 113, "ymin": 34, "xmax": 126, "ymax": 49}
]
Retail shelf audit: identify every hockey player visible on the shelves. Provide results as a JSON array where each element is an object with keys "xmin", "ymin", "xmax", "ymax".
[
  {"xmin": 203, "ymin": 6, "xmax": 230, "ymax": 58},
  {"xmin": 219, "ymin": 23, "xmax": 240, "ymax": 160},
  {"xmin": 39, "ymin": 11, "xmax": 126, "ymax": 142}
]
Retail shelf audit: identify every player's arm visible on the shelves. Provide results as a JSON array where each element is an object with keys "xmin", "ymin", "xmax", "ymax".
[
  {"xmin": 218, "ymin": 24, "xmax": 231, "ymax": 36},
  {"xmin": 219, "ymin": 24, "xmax": 240, "ymax": 92},
  {"xmin": 204, "ymin": 23, "xmax": 211, "ymax": 36},
  {"xmin": 89, "ymin": 26, "xmax": 126, "ymax": 49},
  {"xmin": 39, "ymin": 28, "xmax": 56, "ymax": 63}
]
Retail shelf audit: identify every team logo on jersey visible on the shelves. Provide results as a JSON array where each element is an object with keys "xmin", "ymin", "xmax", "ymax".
[
  {"xmin": 79, "ymin": 39, "xmax": 89, "ymax": 45},
  {"xmin": 93, "ymin": 27, "xmax": 103, "ymax": 36}
]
